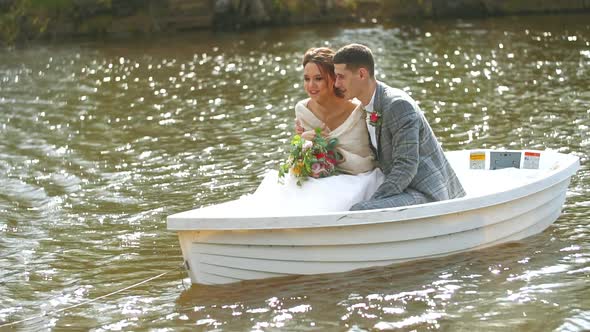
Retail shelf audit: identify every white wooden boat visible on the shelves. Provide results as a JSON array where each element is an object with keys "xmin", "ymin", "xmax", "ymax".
[{"xmin": 167, "ymin": 149, "xmax": 579, "ymax": 285}]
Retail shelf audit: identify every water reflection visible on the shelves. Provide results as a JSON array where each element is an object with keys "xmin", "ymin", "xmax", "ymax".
[
  {"xmin": 171, "ymin": 235, "xmax": 587, "ymax": 331},
  {"xmin": 0, "ymin": 13, "xmax": 589, "ymax": 331}
]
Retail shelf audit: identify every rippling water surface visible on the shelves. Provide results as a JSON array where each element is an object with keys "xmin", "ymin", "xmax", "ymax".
[{"xmin": 1, "ymin": 14, "xmax": 589, "ymax": 331}]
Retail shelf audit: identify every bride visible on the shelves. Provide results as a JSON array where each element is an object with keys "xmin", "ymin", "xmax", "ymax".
[{"xmin": 196, "ymin": 47, "xmax": 384, "ymax": 217}]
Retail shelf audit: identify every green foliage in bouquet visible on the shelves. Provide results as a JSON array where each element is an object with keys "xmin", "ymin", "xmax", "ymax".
[{"xmin": 279, "ymin": 127, "xmax": 342, "ymax": 186}]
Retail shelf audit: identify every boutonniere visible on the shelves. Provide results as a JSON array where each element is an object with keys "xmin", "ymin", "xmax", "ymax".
[{"xmin": 368, "ymin": 110, "xmax": 382, "ymax": 127}]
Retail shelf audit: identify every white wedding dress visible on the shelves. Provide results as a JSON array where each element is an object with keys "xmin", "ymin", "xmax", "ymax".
[{"xmin": 194, "ymin": 99, "xmax": 384, "ymax": 218}]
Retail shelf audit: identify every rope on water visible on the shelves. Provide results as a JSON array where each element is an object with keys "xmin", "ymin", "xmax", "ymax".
[{"xmin": 0, "ymin": 264, "xmax": 185, "ymax": 328}]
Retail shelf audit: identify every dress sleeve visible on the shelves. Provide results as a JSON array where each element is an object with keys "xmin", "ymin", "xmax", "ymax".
[
  {"xmin": 295, "ymin": 100, "xmax": 322, "ymax": 131},
  {"xmin": 334, "ymin": 105, "xmax": 376, "ymax": 175}
]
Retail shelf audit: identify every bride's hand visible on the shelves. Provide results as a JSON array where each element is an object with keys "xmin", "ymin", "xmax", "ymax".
[
  {"xmin": 301, "ymin": 130, "xmax": 316, "ymax": 141},
  {"xmin": 319, "ymin": 123, "xmax": 331, "ymax": 137},
  {"xmin": 295, "ymin": 119, "xmax": 304, "ymax": 135},
  {"xmin": 301, "ymin": 124, "xmax": 330, "ymax": 141}
]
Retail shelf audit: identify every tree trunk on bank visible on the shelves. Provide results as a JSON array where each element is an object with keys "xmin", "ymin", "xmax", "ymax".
[{"xmin": 239, "ymin": 0, "xmax": 271, "ymax": 23}]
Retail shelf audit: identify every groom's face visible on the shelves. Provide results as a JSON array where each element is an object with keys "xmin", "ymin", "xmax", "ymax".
[{"xmin": 334, "ymin": 64, "xmax": 359, "ymax": 100}]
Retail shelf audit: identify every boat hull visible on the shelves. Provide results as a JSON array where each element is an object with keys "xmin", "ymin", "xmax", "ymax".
[{"xmin": 168, "ymin": 150, "xmax": 579, "ymax": 285}]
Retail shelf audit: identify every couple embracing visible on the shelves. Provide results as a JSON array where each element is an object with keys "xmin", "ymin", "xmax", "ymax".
[{"xmin": 233, "ymin": 44, "xmax": 465, "ymax": 216}]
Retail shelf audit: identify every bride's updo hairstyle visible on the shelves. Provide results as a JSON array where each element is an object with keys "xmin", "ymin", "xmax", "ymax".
[{"xmin": 302, "ymin": 47, "xmax": 344, "ymax": 97}]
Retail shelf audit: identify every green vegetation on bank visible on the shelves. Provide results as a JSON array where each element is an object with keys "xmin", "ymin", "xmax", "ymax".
[
  {"xmin": 1, "ymin": 0, "xmax": 589, "ymax": 46},
  {"xmin": 0, "ymin": 0, "xmax": 112, "ymax": 45}
]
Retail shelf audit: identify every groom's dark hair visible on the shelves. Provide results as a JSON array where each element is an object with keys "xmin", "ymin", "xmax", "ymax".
[{"xmin": 333, "ymin": 44, "xmax": 375, "ymax": 78}]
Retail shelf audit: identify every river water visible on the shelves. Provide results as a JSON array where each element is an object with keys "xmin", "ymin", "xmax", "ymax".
[{"xmin": 0, "ymin": 14, "xmax": 589, "ymax": 331}]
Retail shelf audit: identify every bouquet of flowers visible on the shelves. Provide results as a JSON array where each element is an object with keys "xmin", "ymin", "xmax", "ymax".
[{"xmin": 278, "ymin": 127, "xmax": 342, "ymax": 186}]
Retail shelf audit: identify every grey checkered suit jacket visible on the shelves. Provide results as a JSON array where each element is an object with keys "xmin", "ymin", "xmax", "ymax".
[{"xmin": 354, "ymin": 81, "xmax": 465, "ymax": 209}]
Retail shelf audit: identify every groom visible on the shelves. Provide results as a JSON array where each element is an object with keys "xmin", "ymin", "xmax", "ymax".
[{"xmin": 333, "ymin": 44, "xmax": 466, "ymax": 210}]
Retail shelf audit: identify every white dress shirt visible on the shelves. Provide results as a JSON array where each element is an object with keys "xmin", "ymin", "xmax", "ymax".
[{"xmin": 364, "ymin": 88, "xmax": 378, "ymax": 149}]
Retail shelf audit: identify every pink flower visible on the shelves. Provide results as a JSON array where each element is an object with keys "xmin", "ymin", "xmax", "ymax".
[{"xmin": 311, "ymin": 162, "xmax": 325, "ymax": 178}]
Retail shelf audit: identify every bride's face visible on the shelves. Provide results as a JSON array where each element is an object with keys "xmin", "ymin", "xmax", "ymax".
[{"xmin": 303, "ymin": 62, "xmax": 333, "ymax": 100}]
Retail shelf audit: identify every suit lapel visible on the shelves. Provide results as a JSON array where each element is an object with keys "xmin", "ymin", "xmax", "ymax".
[
  {"xmin": 374, "ymin": 82, "xmax": 384, "ymax": 160},
  {"xmin": 367, "ymin": 128, "xmax": 377, "ymax": 157}
]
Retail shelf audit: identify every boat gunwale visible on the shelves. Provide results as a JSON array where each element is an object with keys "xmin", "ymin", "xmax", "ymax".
[{"xmin": 167, "ymin": 150, "xmax": 580, "ymax": 231}]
